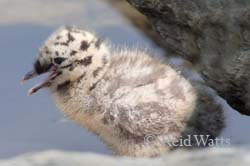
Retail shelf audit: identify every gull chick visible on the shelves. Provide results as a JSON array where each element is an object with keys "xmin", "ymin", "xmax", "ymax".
[{"xmin": 21, "ymin": 27, "xmax": 224, "ymax": 157}]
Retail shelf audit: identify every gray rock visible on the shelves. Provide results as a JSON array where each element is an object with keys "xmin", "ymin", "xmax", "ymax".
[
  {"xmin": 0, "ymin": 147, "xmax": 250, "ymax": 166},
  {"xmin": 105, "ymin": 0, "xmax": 170, "ymax": 53},
  {"xmin": 126, "ymin": 0, "xmax": 250, "ymax": 115}
]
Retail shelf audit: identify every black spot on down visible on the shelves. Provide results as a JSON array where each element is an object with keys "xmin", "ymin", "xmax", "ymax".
[
  {"xmin": 80, "ymin": 40, "xmax": 90, "ymax": 51},
  {"xmin": 77, "ymin": 56, "xmax": 92, "ymax": 66},
  {"xmin": 70, "ymin": 50, "xmax": 78, "ymax": 56}
]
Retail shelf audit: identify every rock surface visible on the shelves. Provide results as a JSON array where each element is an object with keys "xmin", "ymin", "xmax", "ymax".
[
  {"xmin": 125, "ymin": 0, "xmax": 250, "ymax": 115},
  {"xmin": 105, "ymin": 0, "xmax": 170, "ymax": 53},
  {"xmin": 0, "ymin": 147, "xmax": 250, "ymax": 166}
]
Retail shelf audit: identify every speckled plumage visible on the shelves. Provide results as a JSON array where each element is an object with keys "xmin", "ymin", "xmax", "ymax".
[{"xmin": 25, "ymin": 27, "xmax": 224, "ymax": 157}]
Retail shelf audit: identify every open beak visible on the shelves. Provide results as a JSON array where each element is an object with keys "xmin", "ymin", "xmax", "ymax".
[
  {"xmin": 20, "ymin": 65, "xmax": 61, "ymax": 96},
  {"xmin": 20, "ymin": 70, "xmax": 38, "ymax": 83}
]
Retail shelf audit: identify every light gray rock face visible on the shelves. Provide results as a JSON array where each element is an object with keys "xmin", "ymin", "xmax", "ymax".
[
  {"xmin": 0, "ymin": 147, "xmax": 250, "ymax": 166},
  {"xmin": 126, "ymin": 0, "xmax": 250, "ymax": 116}
]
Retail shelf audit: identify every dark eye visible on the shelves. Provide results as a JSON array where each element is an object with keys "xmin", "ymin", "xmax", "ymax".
[{"xmin": 54, "ymin": 57, "xmax": 67, "ymax": 65}]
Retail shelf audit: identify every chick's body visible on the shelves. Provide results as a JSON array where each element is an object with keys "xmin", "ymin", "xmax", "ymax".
[{"xmin": 24, "ymin": 27, "xmax": 224, "ymax": 157}]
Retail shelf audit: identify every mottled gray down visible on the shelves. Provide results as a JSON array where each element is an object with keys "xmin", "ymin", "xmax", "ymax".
[{"xmin": 25, "ymin": 27, "xmax": 224, "ymax": 157}]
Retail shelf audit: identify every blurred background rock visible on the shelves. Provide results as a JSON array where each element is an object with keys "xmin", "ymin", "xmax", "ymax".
[{"xmin": 106, "ymin": 0, "xmax": 250, "ymax": 116}]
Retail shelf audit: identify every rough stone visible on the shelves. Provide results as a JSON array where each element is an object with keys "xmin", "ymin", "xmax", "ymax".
[{"xmin": 126, "ymin": 0, "xmax": 250, "ymax": 115}]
